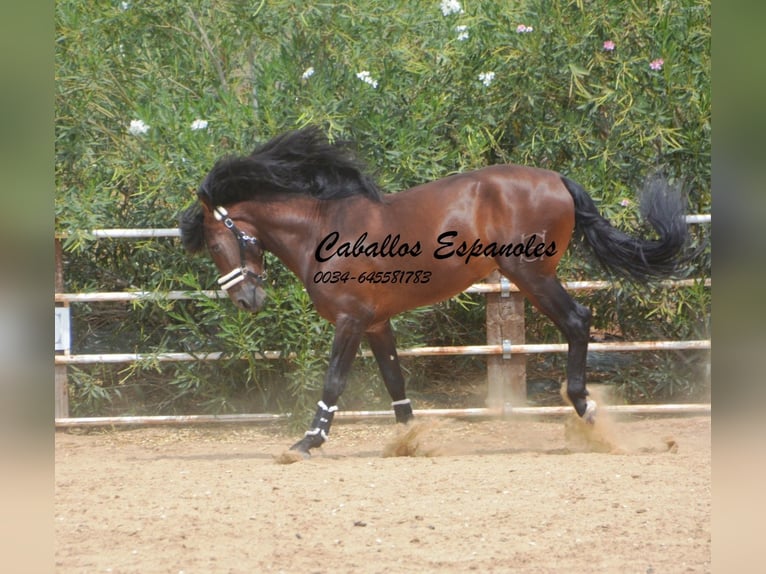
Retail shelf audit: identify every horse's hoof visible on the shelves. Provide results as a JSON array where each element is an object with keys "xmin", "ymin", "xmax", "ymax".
[
  {"xmin": 583, "ymin": 399, "xmax": 598, "ymax": 424},
  {"xmin": 276, "ymin": 448, "xmax": 310, "ymax": 465},
  {"xmin": 289, "ymin": 441, "xmax": 313, "ymax": 458},
  {"xmin": 292, "ymin": 447, "xmax": 312, "ymax": 458}
]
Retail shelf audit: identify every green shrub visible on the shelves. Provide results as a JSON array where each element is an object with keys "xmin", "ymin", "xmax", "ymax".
[{"xmin": 56, "ymin": 0, "xmax": 710, "ymax": 420}]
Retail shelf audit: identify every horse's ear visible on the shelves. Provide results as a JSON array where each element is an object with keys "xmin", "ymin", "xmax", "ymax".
[{"xmin": 198, "ymin": 194, "xmax": 213, "ymax": 212}]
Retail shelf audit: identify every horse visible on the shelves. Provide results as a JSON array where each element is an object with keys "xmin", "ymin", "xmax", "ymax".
[{"xmin": 179, "ymin": 126, "xmax": 692, "ymax": 457}]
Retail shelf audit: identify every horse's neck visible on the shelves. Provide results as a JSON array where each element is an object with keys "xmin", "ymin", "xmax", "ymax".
[{"xmin": 252, "ymin": 197, "xmax": 323, "ymax": 278}]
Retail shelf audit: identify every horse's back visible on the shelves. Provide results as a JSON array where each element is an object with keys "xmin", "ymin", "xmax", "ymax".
[
  {"xmin": 393, "ymin": 164, "xmax": 568, "ymax": 201},
  {"xmin": 388, "ymin": 164, "xmax": 574, "ymax": 234}
]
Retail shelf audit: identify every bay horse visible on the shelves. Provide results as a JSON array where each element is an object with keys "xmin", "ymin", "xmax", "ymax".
[{"xmin": 179, "ymin": 126, "xmax": 691, "ymax": 456}]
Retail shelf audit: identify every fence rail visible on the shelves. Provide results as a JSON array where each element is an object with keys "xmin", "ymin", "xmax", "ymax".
[
  {"xmin": 55, "ymin": 339, "xmax": 711, "ymax": 365},
  {"xmin": 56, "ymin": 214, "xmax": 711, "ymax": 240},
  {"xmin": 55, "ymin": 216, "xmax": 711, "ymax": 424},
  {"xmin": 55, "ymin": 403, "xmax": 712, "ymax": 428},
  {"xmin": 54, "ymin": 278, "xmax": 710, "ymax": 303}
]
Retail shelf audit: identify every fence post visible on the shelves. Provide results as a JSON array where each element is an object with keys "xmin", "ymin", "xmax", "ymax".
[
  {"xmin": 55, "ymin": 238, "xmax": 70, "ymax": 418},
  {"xmin": 485, "ymin": 270, "xmax": 526, "ymax": 409}
]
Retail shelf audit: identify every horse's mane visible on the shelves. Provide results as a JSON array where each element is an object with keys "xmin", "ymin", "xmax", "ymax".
[
  {"xmin": 198, "ymin": 126, "xmax": 384, "ymax": 206},
  {"xmin": 179, "ymin": 126, "xmax": 383, "ymax": 253}
]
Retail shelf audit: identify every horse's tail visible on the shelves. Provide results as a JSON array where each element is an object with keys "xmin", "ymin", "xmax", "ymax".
[{"xmin": 560, "ymin": 174, "xmax": 692, "ymax": 281}]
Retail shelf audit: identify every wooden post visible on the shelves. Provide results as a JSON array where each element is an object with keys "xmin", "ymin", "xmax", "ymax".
[
  {"xmin": 485, "ymin": 270, "xmax": 526, "ymax": 409},
  {"xmin": 55, "ymin": 238, "xmax": 70, "ymax": 419}
]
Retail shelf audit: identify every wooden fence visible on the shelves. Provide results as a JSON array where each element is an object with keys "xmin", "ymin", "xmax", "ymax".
[{"xmin": 54, "ymin": 215, "xmax": 711, "ymax": 425}]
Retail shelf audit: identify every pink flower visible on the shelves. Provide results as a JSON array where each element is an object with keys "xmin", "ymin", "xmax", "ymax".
[
  {"xmin": 649, "ymin": 58, "xmax": 664, "ymax": 71},
  {"xmin": 619, "ymin": 198, "xmax": 631, "ymax": 207},
  {"xmin": 603, "ymin": 40, "xmax": 615, "ymax": 51},
  {"xmin": 516, "ymin": 24, "xmax": 534, "ymax": 34}
]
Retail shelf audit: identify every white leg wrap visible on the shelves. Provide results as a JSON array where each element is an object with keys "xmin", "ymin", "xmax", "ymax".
[
  {"xmin": 317, "ymin": 400, "xmax": 339, "ymax": 413},
  {"xmin": 303, "ymin": 402, "xmax": 338, "ymax": 444},
  {"xmin": 391, "ymin": 398, "xmax": 411, "ymax": 406},
  {"xmin": 304, "ymin": 428, "xmax": 329, "ymax": 440}
]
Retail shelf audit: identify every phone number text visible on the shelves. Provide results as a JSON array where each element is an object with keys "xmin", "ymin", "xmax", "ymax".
[{"xmin": 312, "ymin": 270, "xmax": 432, "ymax": 285}]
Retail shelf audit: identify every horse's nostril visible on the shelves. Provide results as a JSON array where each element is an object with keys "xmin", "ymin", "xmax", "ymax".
[{"xmin": 237, "ymin": 297, "xmax": 251, "ymax": 310}]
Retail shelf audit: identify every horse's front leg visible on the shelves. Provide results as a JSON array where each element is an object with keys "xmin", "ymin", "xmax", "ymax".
[
  {"xmin": 289, "ymin": 315, "xmax": 365, "ymax": 456},
  {"xmin": 366, "ymin": 320, "xmax": 413, "ymax": 424}
]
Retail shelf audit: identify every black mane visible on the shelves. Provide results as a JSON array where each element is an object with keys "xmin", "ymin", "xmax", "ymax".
[
  {"xmin": 179, "ymin": 126, "xmax": 383, "ymax": 253},
  {"xmin": 179, "ymin": 202, "xmax": 205, "ymax": 253},
  {"xmin": 198, "ymin": 126, "xmax": 383, "ymax": 206}
]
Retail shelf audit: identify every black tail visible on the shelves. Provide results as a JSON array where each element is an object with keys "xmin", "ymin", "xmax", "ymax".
[{"xmin": 561, "ymin": 174, "xmax": 692, "ymax": 281}]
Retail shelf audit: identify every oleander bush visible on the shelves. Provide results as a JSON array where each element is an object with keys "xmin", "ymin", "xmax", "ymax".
[{"xmin": 55, "ymin": 0, "xmax": 711, "ymax": 419}]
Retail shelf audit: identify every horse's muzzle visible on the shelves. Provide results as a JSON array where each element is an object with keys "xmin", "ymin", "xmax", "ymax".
[{"xmin": 230, "ymin": 283, "xmax": 267, "ymax": 313}]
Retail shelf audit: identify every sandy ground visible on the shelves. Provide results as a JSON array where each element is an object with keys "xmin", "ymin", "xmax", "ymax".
[{"xmin": 55, "ymin": 413, "xmax": 710, "ymax": 573}]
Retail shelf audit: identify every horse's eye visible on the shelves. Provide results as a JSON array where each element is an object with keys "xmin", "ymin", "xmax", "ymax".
[{"xmin": 210, "ymin": 244, "xmax": 222, "ymax": 254}]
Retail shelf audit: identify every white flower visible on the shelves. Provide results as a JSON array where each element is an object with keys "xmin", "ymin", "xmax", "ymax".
[
  {"xmin": 440, "ymin": 0, "xmax": 464, "ymax": 17},
  {"xmin": 356, "ymin": 70, "xmax": 379, "ymax": 88},
  {"xmin": 190, "ymin": 119, "xmax": 209, "ymax": 131},
  {"xmin": 301, "ymin": 66, "xmax": 315, "ymax": 80},
  {"xmin": 120, "ymin": 1, "xmax": 130, "ymax": 11},
  {"xmin": 455, "ymin": 25, "xmax": 469, "ymax": 41},
  {"xmin": 128, "ymin": 119, "xmax": 150, "ymax": 135},
  {"xmin": 478, "ymin": 71, "xmax": 496, "ymax": 87},
  {"xmin": 516, "ymin": 24, "xmax": 534, "ymax": 33}
]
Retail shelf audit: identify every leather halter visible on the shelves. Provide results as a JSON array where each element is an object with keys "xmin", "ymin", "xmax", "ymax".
[{"xmin": 213, "ymin": 206, "xmax": 265, "ymax": 291}]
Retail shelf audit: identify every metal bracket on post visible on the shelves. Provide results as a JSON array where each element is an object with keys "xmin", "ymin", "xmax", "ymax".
[
  {"xmin": 502, "ymin": 339, "xmax": 513, "ymax": 414},
  {"xmin": 500, "ymin": 276, "xmax": 511, "ymax": 298}
]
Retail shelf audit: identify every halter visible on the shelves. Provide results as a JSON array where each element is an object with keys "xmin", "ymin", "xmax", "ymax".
[{"xmin": 213, "ymin": 206, "xmax": 265, "ymax": 291}]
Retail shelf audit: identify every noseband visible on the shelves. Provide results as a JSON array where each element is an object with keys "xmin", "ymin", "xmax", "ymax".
[{"xmin": 213, "ymin": 206, "xmax": 266, "ymax": 291}]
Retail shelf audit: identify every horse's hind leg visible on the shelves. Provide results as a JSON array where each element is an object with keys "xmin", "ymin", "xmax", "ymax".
[
  {"xmin": 367, "ymin": 320, "xmax": 413, "ymax": 423},
  {"xmin": 509, "ymin": 272, "xmax": 596, "ymax": 422}
]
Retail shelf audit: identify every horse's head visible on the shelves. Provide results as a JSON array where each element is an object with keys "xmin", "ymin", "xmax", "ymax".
[{"xmin": 180, "ymin": 201, "xmax": 267, "ymax": 312}]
